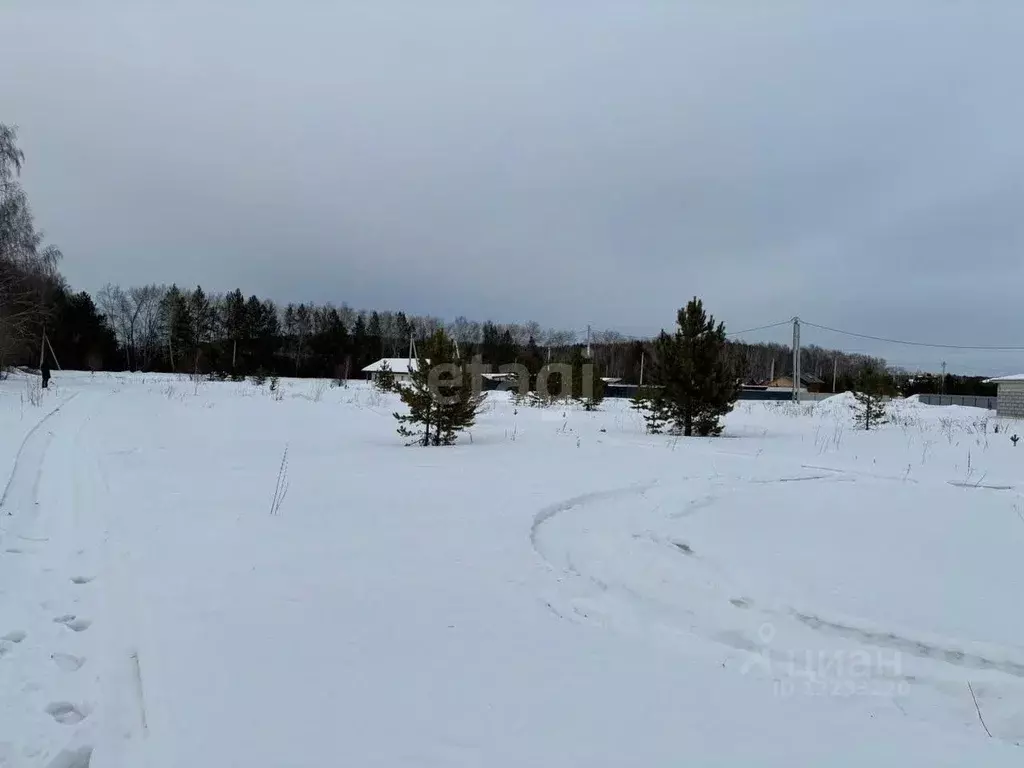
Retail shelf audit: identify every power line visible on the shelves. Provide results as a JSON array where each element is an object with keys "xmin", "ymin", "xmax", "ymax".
[
  {"xmin": 726, "ymin": 319, "xmax": 793, "ymax": 337},
  {"xmin": 801, "ymin": 320, "xmax": 1024, "ymax": 351}
]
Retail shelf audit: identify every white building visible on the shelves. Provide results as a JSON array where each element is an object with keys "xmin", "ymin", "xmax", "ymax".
[
  {"xmin": 361, "ymin": 358, "xmax": 427, "ymax": 384},
  {"xmin": 983, "ymin": 374, "xmax": 1024, "ymax": 418}
]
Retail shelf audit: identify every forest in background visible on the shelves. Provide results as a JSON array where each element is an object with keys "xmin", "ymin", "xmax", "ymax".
[{"xmin": 0, "ymin": 124, "xmax": 995, "ymax": 396}]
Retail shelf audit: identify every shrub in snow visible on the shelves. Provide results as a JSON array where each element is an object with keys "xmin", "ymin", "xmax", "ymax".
[{"xmin": 24, "ymin": 376, "xmax": 43, "ymax": 407}]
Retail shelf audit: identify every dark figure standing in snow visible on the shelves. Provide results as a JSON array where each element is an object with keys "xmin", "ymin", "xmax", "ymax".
[{"xmin": 40, "ymin": 361, "xmax": 51, "ymax": 389}]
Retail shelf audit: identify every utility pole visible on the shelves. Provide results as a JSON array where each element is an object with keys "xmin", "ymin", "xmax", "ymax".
[
  {"xmin": 792, "ymin": 316, "xmax": 801, "ymax": 403},
  {"xmin": 639, "ymin": 350, "xmax": 645, "ymax": 387},
  {"xmin": 45, "ymin": 333, "xmax": 62, "ymax": 371},
  {"xmin": 941, "ymin": 361, "xmax": 946, "ymax": 395},
  {"xmin": 832, "ymin": 355, "xmax": 838, "ymax": 393}
]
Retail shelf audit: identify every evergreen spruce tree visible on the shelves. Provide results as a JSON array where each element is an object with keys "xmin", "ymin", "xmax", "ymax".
[
  {"xmin": 223, "ymin": 289, "xmax": 248, "ymax": 376},
  {"xmin": 632, "ymin": 386, "xmax": 669, "ymax": 433},
  {"xmin": 569, "ymin": 347, "xmax": 605, "ymax": 410},
  {"xmin": 374, "ymin": 361, "xmax": 396, "ymax": 392},
  {"xmin": 353, "ymin": 314, "xmax": 369, "ymax": 369},
  {"xmin": 394, "ymin": 329, "xmax": 486, "ymax": 446},
  {"xmin": 852, "ymin": 365, "xmax": 892, "ymax": 430},
  {"xmin": 367, "ymin": 311, "xmax": 384, "ymax": 358},
  {"xmin": 522, "ymin": 335, "xmax": 545, "ymax": 391},
  {"xmin": 644, "ymin": 298, "xmax": 739, "ymax": 437},
  {"xmin": 393, "ymin": 312, "xmax": 411, "ymax": 357},
  {"xmin": 161, "ymin": 285, "xmax": 195, "ymax": 372}
]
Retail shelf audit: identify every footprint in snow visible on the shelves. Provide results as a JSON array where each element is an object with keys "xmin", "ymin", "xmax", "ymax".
[
  {"xmin": 45, "ymin": 702, "xmax": 89, "ymax": 725},
  {"xmin": 1, "ymin": 630, "xmax": 26, "ymax": 655},
  {"xmin": 53, "ymin": 615, "xmax": 91, "ymax": 632},
  {"xmin": 52, "ymin": 653, "xmax": 86, "ymax": 672},
  {"xmin": 70, "ymin": 576, "xmax": 93, "ymax": 585},
  {"xmin": 43, "ymin": 745, "xmax": 93, "ymax": 768}
]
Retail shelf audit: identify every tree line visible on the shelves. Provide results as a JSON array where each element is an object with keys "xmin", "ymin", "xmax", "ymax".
[{"xmin": 0, "ymin": 123, "xmax": 990, "ymax": 398}]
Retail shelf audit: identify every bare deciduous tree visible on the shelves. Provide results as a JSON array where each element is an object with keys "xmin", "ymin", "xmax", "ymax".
[
  {"xmin": 97, "ymin": 283, "xmax": 166, "ymax": 371},
  {"xmin": 0, "ymin": 125, "xmax": 62, "ymax": 371}
]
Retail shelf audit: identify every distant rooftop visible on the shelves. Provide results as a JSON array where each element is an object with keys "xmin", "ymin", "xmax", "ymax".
[
  {"xmin": 983, "ymin": 374, "xmax": 1024, "ymax": 383},
  {"xmin": 361, "ymin": 358, "xmax": 426, "ymax": 375}
]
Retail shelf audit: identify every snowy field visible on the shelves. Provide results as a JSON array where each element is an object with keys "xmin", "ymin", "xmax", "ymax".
[{"xmin": 2, "ymin": 371, "xmax": 1024, "ymax": 766}]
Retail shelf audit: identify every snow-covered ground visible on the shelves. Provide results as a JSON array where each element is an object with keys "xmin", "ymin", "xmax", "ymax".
[{"xmin": 2, "ymin": 371, "xmax": 1024, "ymax": 766}]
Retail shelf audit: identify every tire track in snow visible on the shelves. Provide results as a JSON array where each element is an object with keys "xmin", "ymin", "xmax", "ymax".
[
  {"xmin": 0, "ymin": 392, "xmax": 79, "ymax": 514},
  {"xmin": 530, "ymin": 480, "xmax": 660, "ymax": 570},
  {"xmin": 532, "ymin": 469, "xmax": 1024, "ymax": 690},
  {"xmin": 790, "ymin": 609, "xmax": 1024, "ymax": 679}
]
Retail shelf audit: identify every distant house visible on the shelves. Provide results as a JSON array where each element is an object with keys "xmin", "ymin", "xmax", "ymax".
[
  {"xmin": 982, "ymin": 374, "xmax": 1024, "ymax": 418},
  {"xmin": 361, "ymin": 358, "xmax": 427, "ymax": 384},
  {"xmin": 480, "ymin": 372, "xmax": 519, "ymax": 391},
  {"xmin": 767, "ymin": 373, "xmax": 826, "ymax": 393}
]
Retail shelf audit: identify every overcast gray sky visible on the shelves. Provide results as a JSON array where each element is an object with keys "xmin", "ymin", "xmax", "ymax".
[{"xmin": 4, "ymin": 1, "xmax": 1024, "ymax": 374}]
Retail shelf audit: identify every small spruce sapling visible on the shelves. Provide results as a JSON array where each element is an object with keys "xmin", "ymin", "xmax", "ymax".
[
  {"xmin": 569, "ymin": 347, "xmax": 605, "ymax": 411},
  {"xmin": 394, "ymin": 329, "xmax": 486, "ymax": 446},
  {"xmin": 633, "ymin": 386, "xmax": 669, "ymax": 433},
  {"xmin": 852, "ymin": 366, "xmax": 893, "ymax": 431},
  {"xmin": 374, "ymin": 361, "xmax": 397, "ymax": 393}
]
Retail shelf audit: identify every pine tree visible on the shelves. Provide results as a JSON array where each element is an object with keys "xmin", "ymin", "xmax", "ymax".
[
  {"xmin": 497, "ymin": 328, "xmax": 517, "ymax": 366},
  {"xmin": 367, "ymin": 311, "xmax": 383, "ymax": 358},
  {"xmin": 569, "ymin": 347, "xmax": 605, "ymax": 410},
  {"xmin": 394, "ymin": 329, "xmax": 486, "ymax": 446},
  {"xmin": 852, "ymin": 365, "xmax": 892, "ymax": 430},
  {"xmin": 522, "ymin": 335, "xmax": 545, "ymax": 391},
  {"xmin": 643, "ymin": 298, "xmax": 739, "ymax": 437},
  {"xmin": 353, "ymin": 314, "xmax": 369, "ymax": 370},
  {"xmin": 189, "ymin": 285, "xmax": 214, "ymax": 372},
  {"xmin": 481, "ymin": 321, "xmax": 500, "ymax": 365},
  {"xmin": 374, "ymin": 360, "xmax": 396, "ymax": 392},
  {"xmin": 294, "ymin": 303, "xmax": 312, "ymax": 375},
  {"xmin": 632, "ymin": 386, "xmax": 669, "ymax": 433},
  {"xmin": 223, "ymin": 289, "xmax": 247, "ymax": 375},
  {"xmin": 393, "ymin": 312, "xmax": 411, "ymax": 357},
  {"xmin": 161, "ymin": 285, "xmax": 194, "ymax": 372}
]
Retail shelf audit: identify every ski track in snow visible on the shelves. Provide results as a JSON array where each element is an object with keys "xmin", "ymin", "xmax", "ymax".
[
  {"xmin": 0, "ymin": 391, "xmax": 113, "ymax": 767},
  {"xmin": 0, "ymin": 393, "xmax": 78, "ymax": 513}
]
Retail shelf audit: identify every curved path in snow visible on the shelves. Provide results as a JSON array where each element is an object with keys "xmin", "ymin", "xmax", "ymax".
[{"xmin": 530, "ymin": 466, "xmax": 1024, "ymax": 745}]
